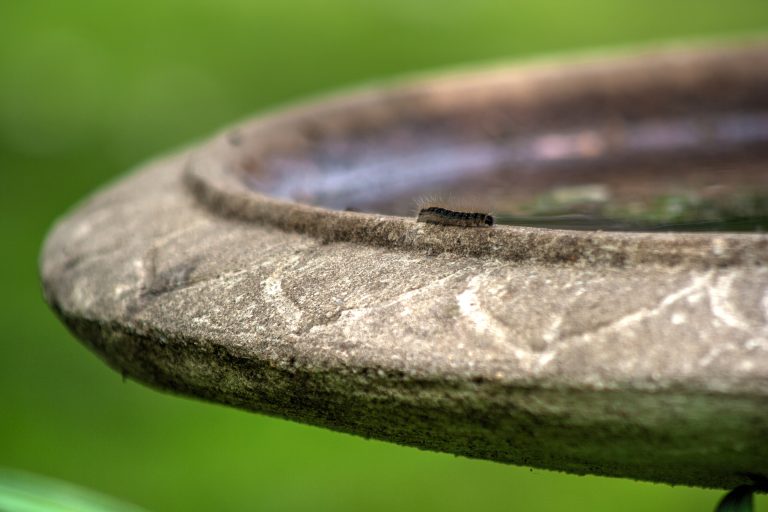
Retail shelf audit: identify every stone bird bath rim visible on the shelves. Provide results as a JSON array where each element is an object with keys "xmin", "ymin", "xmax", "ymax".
[{"xmin": 41, "ymin": 40, "xmax": 768, "ymax": 489}]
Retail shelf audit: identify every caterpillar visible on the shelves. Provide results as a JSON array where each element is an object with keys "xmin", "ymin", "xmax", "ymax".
[{"xmin": 417, "ymin": 207, "xmax": 494, "ymax": 228}]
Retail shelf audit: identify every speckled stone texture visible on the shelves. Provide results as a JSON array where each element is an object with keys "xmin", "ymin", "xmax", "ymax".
[{"xmin": 41, "ymin": 42, "xmax": 768, "ymax": 489}]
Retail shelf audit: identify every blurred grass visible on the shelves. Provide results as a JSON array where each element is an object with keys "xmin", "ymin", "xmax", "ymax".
[
  {"xmin": 0, "ymin": 468, "xmax": 147, "ymax": 512},
  {"xmin": 1, "ymin": 1, "xmax": 767, "ymax": 511}
]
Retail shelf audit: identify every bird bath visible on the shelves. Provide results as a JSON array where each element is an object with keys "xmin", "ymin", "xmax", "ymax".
[{"xmin": 41, "ymin": 40, "xmax": 768, "ymax": 489}]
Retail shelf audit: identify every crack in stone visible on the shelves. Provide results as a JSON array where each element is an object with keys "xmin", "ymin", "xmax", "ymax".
[
  {"xmin": 457, "ymin": 274, "xmax": 508, "ymax": 346},
  {"xmin": 516, "ymin": 271, "xmax": 720, "ymax": 371},
  {"xmin": 708, "ymin": 272, "xmax": 751, "ymax": 331},
  {"xmin": 305, "ymin": 267, "xmax": 471, "ymax": 335}
]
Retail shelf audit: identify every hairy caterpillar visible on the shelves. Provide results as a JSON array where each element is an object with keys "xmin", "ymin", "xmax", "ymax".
[{"xmin": 417, "ymin": 207, "xmax": 494, "ymax": 227}]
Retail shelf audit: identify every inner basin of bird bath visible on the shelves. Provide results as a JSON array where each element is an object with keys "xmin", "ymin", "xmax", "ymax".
[
  {"xmin": 42, "ymin": 41, "xmax": 768, "ymax": 489},
  {"xmin": 189, "ymin": 41, "xmax": 768, "ymax": 235}
]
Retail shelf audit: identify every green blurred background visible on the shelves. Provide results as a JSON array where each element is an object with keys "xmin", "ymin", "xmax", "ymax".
[{"xmin": 1, "ymin": 1, "xmax": 767, "ymax": 510}]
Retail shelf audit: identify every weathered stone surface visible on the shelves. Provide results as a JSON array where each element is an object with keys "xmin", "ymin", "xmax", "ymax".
[{"xmin": 41, "ymin": 42, "xmax": 768, "ymax": 489}]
